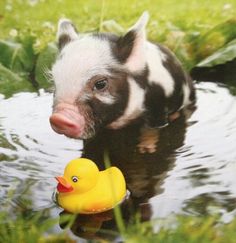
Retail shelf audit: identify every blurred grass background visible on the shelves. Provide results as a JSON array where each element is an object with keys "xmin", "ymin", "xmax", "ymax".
[
  {"xmin": 1, "ymin": 0, "xmax": 236, "ymax": 39},
  {"xmin": 0, "ymin": 0, "xmax": 236, "ymax": 95},
  {"xmin": 0, "ymin": 0, "xmax": 236, "ymax": 53}
]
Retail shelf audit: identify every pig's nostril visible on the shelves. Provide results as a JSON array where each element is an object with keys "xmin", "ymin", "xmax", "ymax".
[{"xmin": 49, "ymin": 113, "xmax": 83, "ymax": 138}]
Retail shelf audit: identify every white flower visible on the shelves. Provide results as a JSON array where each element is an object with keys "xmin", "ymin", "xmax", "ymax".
[{"xmin": 9, "ymin": 29, "xmax": 18, "ymax": 37}]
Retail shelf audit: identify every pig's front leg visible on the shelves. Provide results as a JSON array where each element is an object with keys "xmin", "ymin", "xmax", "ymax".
[
  {"xmin": 137, "ymin": 111, "xmax": 181, "ymax": 153},
  {"xmin": 137, "ymin": 126, "xmax": 160, "ymax": 153},
  {"xmin": 138, "ymin": 84, "xmax": 169, "ymax": 153}
]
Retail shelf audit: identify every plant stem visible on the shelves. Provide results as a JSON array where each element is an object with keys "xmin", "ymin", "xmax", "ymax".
[
  {"xmin": 99, "ymin": 0, "xmax": 106, "ymax": 32},
  {"xmin": 104, "ymin": 151, "xmax": 126, "ymax": 236}
]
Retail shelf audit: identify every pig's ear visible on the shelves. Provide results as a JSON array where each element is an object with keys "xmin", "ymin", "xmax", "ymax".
[
  {"xmin": 57, "ymin": 19, "xmax": 78, "ymax": 50},
  {"xmin": 116, "ymin": 11, "xmax": 149, "ymax": 72}
]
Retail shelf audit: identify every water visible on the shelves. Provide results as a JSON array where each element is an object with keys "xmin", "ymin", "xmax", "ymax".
[
  {"xmin": 0, "ymin": 91, "xmax": 82, "ymax": 221},
  {"xmin": 0, "ymin": 82, "xmax": 236, "ymax": 239}
]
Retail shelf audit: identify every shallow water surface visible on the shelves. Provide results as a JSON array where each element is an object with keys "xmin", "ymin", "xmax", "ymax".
[
  {"xmin": 0, "ymin": 91, "xmax": 81, "ymax": 214},
  {"xmin": 0, "ymin": 82, "xmax": 236, "ymax": 239}
]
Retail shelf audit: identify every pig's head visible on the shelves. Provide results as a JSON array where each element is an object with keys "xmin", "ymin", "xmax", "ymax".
[{"xmin": 50, "ymin": 12, "xmax": 149, "ymax": 139}]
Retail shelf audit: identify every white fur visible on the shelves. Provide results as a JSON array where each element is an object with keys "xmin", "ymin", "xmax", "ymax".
[
  {"xmin": 108, "ymin": 77, "xmax": 145, "ymax": 129},
  {"xmin": 52, "ymin": 35, "xmax": 118, "ymax": 101},
  {"xmin": 146, "ymin": 43, "xmax": 175, "ymax": 97},
  {"xmin": 94, "ymin": 93, "xmax": 116, "ymax": 105},
  {"xmin": 182, "ymin": 84, "xmax": 191, "ymax": 107}
]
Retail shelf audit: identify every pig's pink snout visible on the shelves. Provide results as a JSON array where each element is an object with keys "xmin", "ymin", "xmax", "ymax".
[{"xmin": 49, "ymin": 107, "xmax": 85, "ymax": 138}]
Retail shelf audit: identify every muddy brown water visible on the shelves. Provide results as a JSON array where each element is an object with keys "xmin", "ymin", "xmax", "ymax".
[{"xmin": 0, "ymin": 82, "xmax": 236, "ymax": 240}]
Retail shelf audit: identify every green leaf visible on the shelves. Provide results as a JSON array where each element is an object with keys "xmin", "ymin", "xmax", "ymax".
[
  {"xmin": 18, "ymin": 35, "xmax": 37, "ymax": 72},
  {"xmin": 195, "ymin": 19, "xmax": 236, "ymax": 60},
  {"xmin": 0, "ymin": 63, "xmax": 34, "ymax": 97},
  {"xmin": 35, "ymin": 42, "xmax": 58, "ymax": 89},
  {"xmin": 197, "ymin": 39, "xmax": 236, "ymax": 67},
  {"xmin": 0, "ymin": 62, "xmax": 22, "ymax": 83},
  {"xmin": 0, "ymin": 39, "xmax": 35, "ymax": 74}
]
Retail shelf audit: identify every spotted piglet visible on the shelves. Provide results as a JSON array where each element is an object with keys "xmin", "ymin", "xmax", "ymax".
[{"xmin": 49, "ymin": 12, "xmax": 195, "ymax": 153}]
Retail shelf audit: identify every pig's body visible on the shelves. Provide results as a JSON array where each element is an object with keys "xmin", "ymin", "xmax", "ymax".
[{"xmin": 50, "ymin": 12, "xmax": 195, "ymax": 153}]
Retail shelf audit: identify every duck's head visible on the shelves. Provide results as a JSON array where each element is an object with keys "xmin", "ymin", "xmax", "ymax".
[{"xmin": 56, "ymin": 158, "xmax": 99, "ymax": 194}]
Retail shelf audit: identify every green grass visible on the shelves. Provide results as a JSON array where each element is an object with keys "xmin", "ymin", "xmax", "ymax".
[
  {"xmin": 1, "ymin": 0, "xmax": 236, "ymax": 39},
  {"xmin": 124, "ymin": 215, "xmax": 236, "ymax": 243},
  {"xmin": 0, "ymin": 209, "xmax": 78, "ymax": 243},
  {"xmin": 0, "ymin": 0, "xmax": 236, "ymax": 64},
  {"xmin": 0, "ymin": 0, "xmax": 236, "ymax": 97},
  {"xmin": 1, "ymin": 209, "xmax": 236, "ymax": 243}
]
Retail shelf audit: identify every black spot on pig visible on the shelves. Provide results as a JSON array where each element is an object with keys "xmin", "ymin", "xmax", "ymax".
[
  {"xmin": 144, "ymin": 84, "xmax": 169, "ymax": 128},
  {"xmin": 58, "ymin": 22, "xmax": 78, "ymax": 50},
  {"xmin": 92, "ymin": 32, "xmax": 136, "ymax": 64},
  {"xmin": 158, "ymin": 44, "xmax": 196, "ymax": 107},
  {"xmin": 87, "ymin": 72, "xmax": 129, "ymax": 127},
  {"xmin": 157, "ymin": 44, "xmax": 188, "ymax": 84},
  {"xmin": 132, "ymin": 65, "xmax": 149, "ymax": 89},
  {"xmin": 58, "ymin": 34, "xmax": 72, "ymax": 50},
  {"xmin": 114, "ymin": 30, "xmax": 136, "ymax": 63}
]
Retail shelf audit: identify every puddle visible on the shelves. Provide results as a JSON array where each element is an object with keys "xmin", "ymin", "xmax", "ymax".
[{"xmin": 1, "ymin": 82, "xmax": 236, "ymax": 240}]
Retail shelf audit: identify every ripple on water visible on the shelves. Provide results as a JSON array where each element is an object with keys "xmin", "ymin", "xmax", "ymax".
[
  {"xmin": 149, "ymin": 82, "xmax": 236, "ymax": 218},
  {"xmin": 0, "ymin": 91, "xmax": 82, "ymax": 211},
  {"xmin": 0, "ymin": 82, "xmax": 236, "ymax": 224}
]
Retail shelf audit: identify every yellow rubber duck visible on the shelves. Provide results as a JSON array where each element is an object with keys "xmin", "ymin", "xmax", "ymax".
[{"xmin": 55, "ymin": 158, "xmax": 126, "ymax": 214}]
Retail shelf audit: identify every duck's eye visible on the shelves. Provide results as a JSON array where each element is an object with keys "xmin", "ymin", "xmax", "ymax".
[
  {"xmin": 71, "ymin": 176, "xmax": 78, "ymax": 183},
  {"xmin": 93, "ymin": 79, "xmax": 108, "ymax": 91}
]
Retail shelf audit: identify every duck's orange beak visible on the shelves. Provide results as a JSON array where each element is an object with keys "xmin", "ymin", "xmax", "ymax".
[{"xmin": 55, "ymin": 176, "xmax": 73, "ymax": 193}]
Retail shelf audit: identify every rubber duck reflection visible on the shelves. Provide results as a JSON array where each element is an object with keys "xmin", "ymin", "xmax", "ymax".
[
  {"xmin": 59, "ymin": 210, "xmax": 115, "ymax": 240},
  {"xmin": 58, "ymin": 199, "xmax": 152, "ymax": 240}
]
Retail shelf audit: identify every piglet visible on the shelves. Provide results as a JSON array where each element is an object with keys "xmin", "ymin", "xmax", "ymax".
[{"xmin": 49, "ymin": 12, "xmax": 195, "ymax": 153}]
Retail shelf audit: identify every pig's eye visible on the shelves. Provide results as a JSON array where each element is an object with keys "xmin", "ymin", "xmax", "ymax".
[
  {"xmin": 71, "ymin": 176, "xmax": 78, "ymax": 183},
  {"xmin": 93, "ymin": 79, "xmax": 108, "ymax": 91}
]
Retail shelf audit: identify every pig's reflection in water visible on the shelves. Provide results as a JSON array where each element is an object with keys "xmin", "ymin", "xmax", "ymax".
[{"xmin": 59, "ymin": 113, "xmax": 189, "ymax": 239}]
